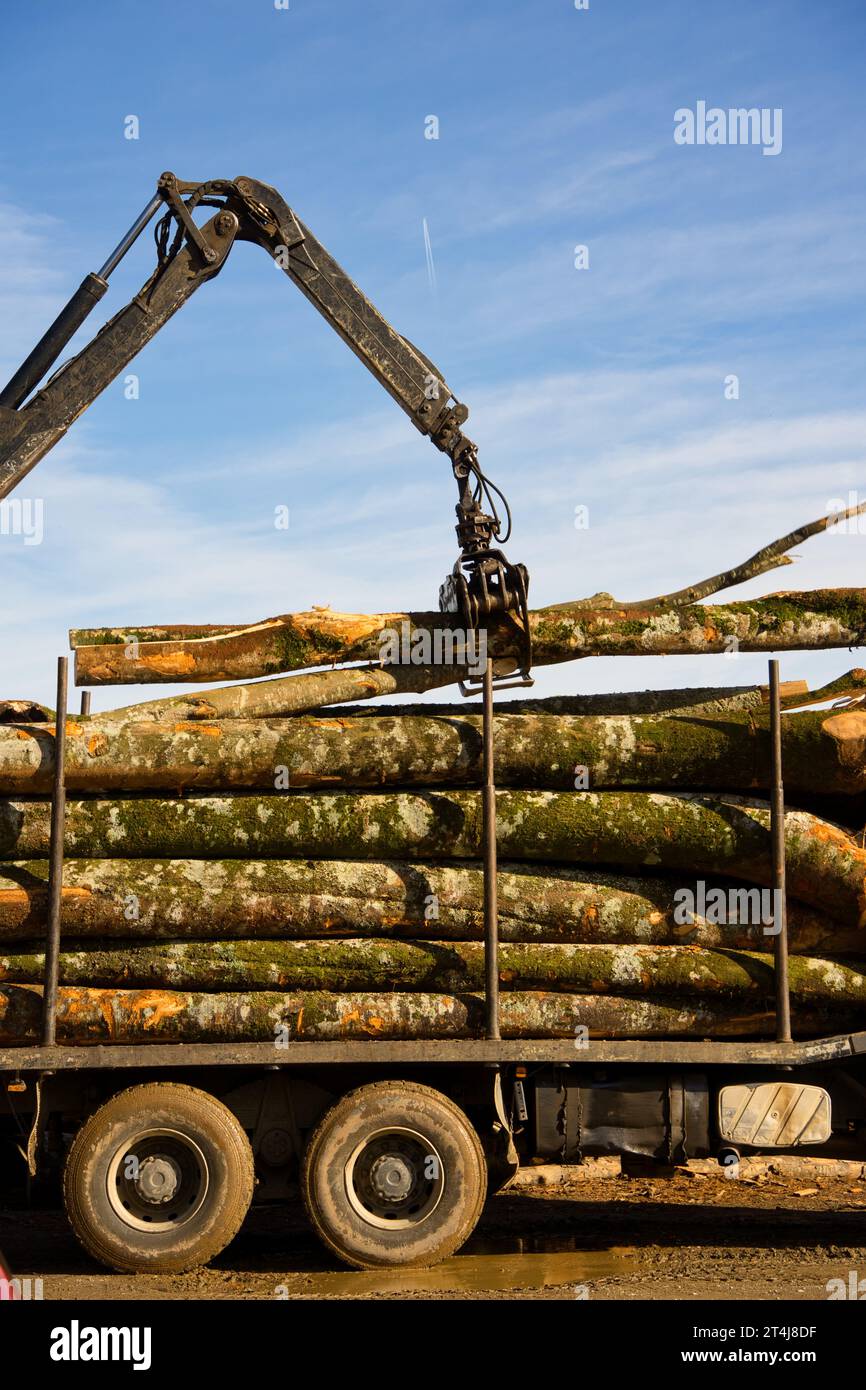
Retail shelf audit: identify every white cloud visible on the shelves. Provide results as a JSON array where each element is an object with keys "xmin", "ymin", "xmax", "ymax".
[
  {"xmin": 3, "ymin": 362, "xmax": 863, "ymax": 712},
  {"xmin": 0, "ymin": 201, "xmax": 68, "ymax": 371}
]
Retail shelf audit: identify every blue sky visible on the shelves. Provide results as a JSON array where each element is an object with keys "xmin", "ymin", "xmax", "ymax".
[{"xmin": 1, "ymin": 0, "xmax": 864, "ymax": 709}]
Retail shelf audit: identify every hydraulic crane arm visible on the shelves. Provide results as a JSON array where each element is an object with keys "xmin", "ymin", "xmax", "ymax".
[{"xmin": 0, "ymin": 173, "xmax": 531, "ymax": 681}]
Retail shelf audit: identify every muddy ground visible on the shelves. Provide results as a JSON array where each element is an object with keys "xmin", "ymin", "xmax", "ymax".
[{"xmin": 4, "ymin": 1162, "xmax": 866, "ymax": 1300}]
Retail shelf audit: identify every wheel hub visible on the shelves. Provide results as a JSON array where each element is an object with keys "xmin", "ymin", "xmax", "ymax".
[
  {"xmin": 106, "ymin": 1127, "xmax": 210, "ymax": 1233},
  {"xmin": 344, "ymin": 1126, "xmax": 445, "ymax": 1230},
  {"xmin": 369, "ymin": 1152, "xmax": 414, "ymax": 1202},
  {"xmin": 136, "ymin": 1154, "xmax": 181, "ymax": 1204}
]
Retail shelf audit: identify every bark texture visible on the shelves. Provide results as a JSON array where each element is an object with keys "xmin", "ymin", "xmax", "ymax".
[
  {"xmin": 1, "ymin": 792, "xmax": 862, "ymax": 923},
  {"xmin": 70, "ymin": 590, "xmax": 866, "ymax": 685},
  {"xmin": 4, "ymin": 939, "xmax": 865, "ymax": 1005},
  {"xmin": 73, "ymin": 668, "xmax": 865, "ymax": 727},
  {"xmin": 97, "ymin": 663, "xmax": 464, "ymax": 723},
  {"xmin": 0, "ymin": 701, "xmax": 52, "ymax": 724},
  {"xmin": 3, "ymin": 707, "xmax": 866, "ymax": 796},
  {"xmin": 0, "ymin": 984, "xmax": 854, "ymax": 1044},
  {"xmin": 327, "ymin": 670, "xmax": 866, "ymax": 721},
  {"xmin": 0, "ymin": 858, "xmax": 859, "ymax": 954}
]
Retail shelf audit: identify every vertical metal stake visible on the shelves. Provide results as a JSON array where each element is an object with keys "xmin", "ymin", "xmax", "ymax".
[
  {"xmin": 769, "ymin": 659, "xmax": 792, "ymax": 1044},
  {"xmin": 482, "ymin": 657, "xmax": 501, "ymax": 1041},
  {"xmin": 41, "ymin": 657, "xmax": 68, "ymax": 1048},
  {"xmin": 80, "ymin": 690, "xmax": 91, "ymax": 717}
]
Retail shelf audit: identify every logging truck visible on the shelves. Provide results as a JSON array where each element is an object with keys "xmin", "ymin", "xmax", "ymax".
[
  {"xmin": 1, "ymin": 654, "xmax": 865, "ymax": 1273},
  {"xmin": 3, "ymin": 998, "xmax": 866, "ymax": 1272},
  {"xmin": 1, "ymin": 176, "xmax": 865, "ymax": 1275}
]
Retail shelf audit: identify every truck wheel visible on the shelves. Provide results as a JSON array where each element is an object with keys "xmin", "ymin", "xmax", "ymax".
[
  {"xmin": 63, "ymin": 1082, "xmax": 254, "ymax": 1274},
  {"xmin": 301, "ymin": 1080, "xmax": 487, "ymax": 1269}
]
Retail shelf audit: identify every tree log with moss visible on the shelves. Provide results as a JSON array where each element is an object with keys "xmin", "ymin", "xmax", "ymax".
[
  {"xmin": 67, "ymin": 503, "xmax": 866, "ymax": 685},
  {"xmin": 69, "ymin": 589, "xmax": 866, "ymax": 685},
  {"xmin": 326, "ymin": 670, "xmax": 866, "ymax": 722},
  {"xmin": 4, "ymin": 939, "xmax": 866, "ymax": 1006},
  {"xmin": 0, "ymin": 983, "xmax": 856, "ymax": 1044},
  {"xmin": 3, "ymin": 705, "xmax": 866, "ymax": 796},
  {"xmin": 83, "ymin": 666, "xmax": 866, "ymax": 728},
  {"xmin": 2, "ymin": 790, "xmax": 863, "ymax": 924},
  {"xmin": 0, "ymin": 857, "xmax": 860, "ymax": 955}
]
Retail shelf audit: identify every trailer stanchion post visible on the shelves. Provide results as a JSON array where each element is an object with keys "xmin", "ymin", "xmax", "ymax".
[
  {"xmin": 41, "ymin": 656, "xmax": 68, "ymax": 1048},
  {"xmin": 769, "ymin": 658, "xmax": 792, "ymax": 1044},
  {"xmin": 482, "ymin": 655, "xmax": 501, "ymax": 1041}
]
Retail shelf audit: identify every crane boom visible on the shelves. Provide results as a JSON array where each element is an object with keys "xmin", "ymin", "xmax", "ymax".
[{"xmin": 0, "ymin": 173, "xmax": 531, "ymax": 681}]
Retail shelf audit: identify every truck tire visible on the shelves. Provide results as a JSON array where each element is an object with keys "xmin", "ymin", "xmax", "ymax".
[
  {"xmin": 301, "ymin": 1080, "xmax": 487, "ymax": 1269},
  {"xmin": 63, "ymin": 1082, "xmax": 254, "ymax": 1274}
]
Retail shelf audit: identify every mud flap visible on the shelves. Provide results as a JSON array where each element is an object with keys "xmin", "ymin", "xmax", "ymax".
[
  {"xmin": 23, "ymin": 1075, "xmax": 43, "ymax": 1177},
  {"xmin": 492, "ymin": 1067, "xmax": 519, "ymax": 1173}
]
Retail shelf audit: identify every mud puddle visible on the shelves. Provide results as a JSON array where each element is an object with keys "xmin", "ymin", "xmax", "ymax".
[{"xmin": 292, "ymin": 1240, "xmax": 638, "ymax": 1298}]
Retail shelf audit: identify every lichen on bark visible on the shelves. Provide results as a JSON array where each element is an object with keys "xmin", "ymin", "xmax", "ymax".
[
  {"xmin": 3, "ymin": 939, "xmax": 865, "ymax": 1005},
  {"xmin": 0, "ymin": 983, "xmax": 856, "ymax": 1043}
]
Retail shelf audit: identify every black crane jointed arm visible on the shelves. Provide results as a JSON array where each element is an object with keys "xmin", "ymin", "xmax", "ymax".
[{"xmin": 0, "ymin": 173, "xmax": 531, "ymax": 679}]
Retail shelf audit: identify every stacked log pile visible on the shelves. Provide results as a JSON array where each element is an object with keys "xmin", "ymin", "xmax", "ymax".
[{"xmin": 1, "ymin": 507, "xmax": 866, "ymax": 1045}]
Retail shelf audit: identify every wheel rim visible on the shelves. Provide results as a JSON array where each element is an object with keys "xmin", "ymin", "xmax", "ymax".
[
  {"xmin": 105, "ymin": 1128, "xmax": 210, "ymax": 1233},
  {"xmin": 344, "ymin": 1126, "xmax": 445, "ymax": 1230}
]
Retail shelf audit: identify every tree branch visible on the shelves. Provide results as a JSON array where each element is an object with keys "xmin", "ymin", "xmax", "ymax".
[{"xmin": 622, "ymin": 498, "xmax": 866, "ymax": 609}]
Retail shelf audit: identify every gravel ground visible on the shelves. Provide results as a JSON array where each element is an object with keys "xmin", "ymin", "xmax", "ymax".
[{"xmin": 3, "ymin": 1162, "xmax": 866, "ymax": 1300}]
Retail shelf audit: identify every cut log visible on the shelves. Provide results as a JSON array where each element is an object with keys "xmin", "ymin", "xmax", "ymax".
[
  {"xmin": 0, "ymin": 984, "xmax": 855, "ymax": 1044},
  {"xmin": 67, "ymin": 503, "xmax": 866, "ymax": 685},
  {"xmin": 326, "ymin": 670, "xmax": 866, "ymax": 721},
  {"xmin": 3, "ymin": 939, "xmax": 865, "ymax": 1005},
  {"xmin": 99, "ymin": 677, "xmax": 767, "ymax": 723},
  {"xmin": 0, "ymin": 858, "xmax": 859, "ymax": 954},
  {"xmin": 93, "ymin": 671, "xmax": 866, "ymax": 727},
  {"xmin": 1, "ymin": 792, "xmax": 864, "ymax": 925},
  {"xmin": 92, "ymin": 668, "xmax": 866, "ymax": 726},
  {"xmin": 3, "ymin": 706, "xmax": 866, "ymax": 796},
  {"xmin": 70, "ymin": 590, "xmax": 866, "ymax": 685},
  {"xmin": 96, "ymin": 662, "xmax": 466, "ymax": 723},
  {"xmin": 0, "ymin": 701, "xmax": 52, "ymax": 724}
]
